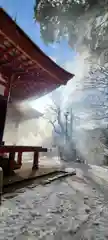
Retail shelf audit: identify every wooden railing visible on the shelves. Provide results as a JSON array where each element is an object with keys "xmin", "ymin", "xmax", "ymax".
[{"xmin": 0, "ymin": 145, "xmax": 47, "ymax": 173}]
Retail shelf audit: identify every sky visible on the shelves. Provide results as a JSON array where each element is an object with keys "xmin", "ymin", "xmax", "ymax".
[
  {"xmin": 0, "ymin": 0, "xmax": 75, "ymax": 66},
  {"xmin": 0, "ymin": 1, "xmax": 102, "ymax": 130},
  {"xmin": 0, "ymin": 0, "xmax": 76, "ymax": 112}
]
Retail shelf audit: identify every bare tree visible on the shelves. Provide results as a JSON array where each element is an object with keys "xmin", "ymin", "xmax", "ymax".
[
  {"xmin": 42, "ymin": 90, "xmax": 75, "ymax": 160},
  {"xmin": 44, "ymin": 101, "xmax": 73, "ymax": 143},
  {"xmin": 72, "ymin": 61, "xmax": 108, "ymax": 126}
]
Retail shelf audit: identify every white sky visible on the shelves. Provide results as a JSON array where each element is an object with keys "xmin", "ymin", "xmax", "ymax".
[
  {"xmin": 26, "ymin": 53, "xmax": 103, "ymax": 130},
  {"xmin": 29, "ymin": 56, "xmax": 68, "ymax": 113},
  {"xmin": 29, "ymin": 55, "xmax": 83, "ymax": 114},
  {"xmin": 30, "ymin": 94, "xmax": 53, "ymax": 113},
  {"xmin": 29, "ymin": 57, "xmax": 58, "ymax": 113}
]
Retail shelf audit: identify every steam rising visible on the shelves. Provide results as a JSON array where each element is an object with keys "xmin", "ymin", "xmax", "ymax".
[
  {"xmin": 48, "ymin": 2, "xmax": 108, "ymax": 165},
  {"xmin": 4, "ymin": 1, "xmax": 108, "ymax": 166}
]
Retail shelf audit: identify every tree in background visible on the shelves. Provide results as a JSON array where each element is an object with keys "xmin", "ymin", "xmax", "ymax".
[
  {"xmin": 44, "ymin": 101, "xmax": 73, "ymax": 144},
  {"xmin": 34, "ymin": 0, "xmax": 98, "ymax": 45},
  {"xmin": 81, "ymin": 62, "xmax": 108, "ymax": 124},
  {"xmin": 43, "ymin": 92, "xmax": 75, "ymax": 160}
]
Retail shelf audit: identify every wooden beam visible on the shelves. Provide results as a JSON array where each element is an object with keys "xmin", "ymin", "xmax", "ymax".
[
  {"xmin": 0, "ymin": 145, "xmax": 47, "ymax": 153},
  {"xmin": 17, "ymin": 151, "xmax": 22, "ymax": 165},
  {"xmin": 0, "ymin": 9, "xmax": 74, "ymax": 83},
  {"xmin": 0, "ymin": 79, "xmax": 7, "ymax": 87}
]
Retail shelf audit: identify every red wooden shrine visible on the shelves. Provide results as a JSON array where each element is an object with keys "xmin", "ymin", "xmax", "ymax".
[
  {"xmin": 0, "ymin": 8, "xmax": 74, "ymax": 101},
  {"xmin": 0, "ymin": 8, "xmax": 74, "ymax": 172}
]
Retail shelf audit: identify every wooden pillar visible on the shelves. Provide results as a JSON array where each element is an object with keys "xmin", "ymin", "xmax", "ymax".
[
  {"xmin": 9, "ymin": 152, "xmax": 15, "ymax": 173},
  {"xmin": 17, "ymin": 152, "xmax": 22, "ymax": 165},
  {"xmin": 0, "ymin": 167, "xmax": 3, "ymax": 205},
  {"xmin": 32, "ymin": 151, "xmax": 39, "ymax": 170},
  {"xmin": 0, "ymin": 95, "xmax": 8, "ymax": 144},
  {"xmin": 0, "ymin": 74, "xmax": 13, "ymax": 145}
]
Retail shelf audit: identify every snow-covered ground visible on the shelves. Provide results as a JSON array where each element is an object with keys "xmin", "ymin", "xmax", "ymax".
[
  {"xmin": 1, "ymin": 168, "xmax": 108, "ymax": 239},
  {"xmin": 89, "ymin": 164, "xmax": 108, "ymax": 184}
]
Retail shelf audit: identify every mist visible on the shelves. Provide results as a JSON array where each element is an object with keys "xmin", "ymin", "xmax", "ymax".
[
  {"xmin": 4, "ymin": 0, "xmax": 108, "ymax": 166},
  {"xmin": 40, "ymin": 0, "xmax": 108, "ymax": 165}
]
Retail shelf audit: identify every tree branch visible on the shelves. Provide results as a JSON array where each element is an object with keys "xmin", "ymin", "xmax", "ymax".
[{"xmin": 48, "ymin": 120, "xmax": 61, "ymax": 134}]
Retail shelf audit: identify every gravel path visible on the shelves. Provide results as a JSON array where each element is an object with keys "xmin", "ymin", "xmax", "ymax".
[{"xmin": 1, "ymin": 165, "xmax": 108, "ymax": 239}]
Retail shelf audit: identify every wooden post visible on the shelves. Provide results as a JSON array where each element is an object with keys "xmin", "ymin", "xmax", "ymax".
[
  {"xmin": 0, "ymin": 74, "xmax": 14, "ymax": 144},
  {"xmin": 70, "ymin": 108, "xmax": 73, "ymax": 141},
  {"xmin": 9, "ymin": 152, "xmax": 15, "ymax": 173},
  {"xmin": 0, "ymin": 96, "xmax": 8, "ymax": 144},
  {"xmin": 0, "ymin": 167, "xmax": 3, "ymax": 205},
  {"xmin": 32, "ymin": 151, "xmax": 39, "ymax": 170},
  {"xmin": 17, "ymin": 152, "xmax": 22, "ymax": 165}
]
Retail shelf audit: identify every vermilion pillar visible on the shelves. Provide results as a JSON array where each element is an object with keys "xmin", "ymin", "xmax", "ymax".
[
  {"xmin": 0, "ymin": 95, "xmax": 7, "ymax": 144},
  {"xmin": 0, "ymin": 75, "xmax": 13, "ymax": 144}
]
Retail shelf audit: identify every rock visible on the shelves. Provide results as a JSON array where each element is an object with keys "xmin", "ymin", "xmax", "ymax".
[
  {"xmin": 85, "ymin": 207, "xmax": 91, "ymax": 214},
  {"xmin": 84, "ymin": 196, "xmax": 88, "ymax": 200},
  {"xmin": 84, "ymin": 200, "xmax": 88, "ymax": 205},
  {"xmin": 64, "ymin": 168, "xmax": 76, "ymax": 174},
  {"xmin": 66, "ymin": 218, "xmax": 79, "ymax": 234},
  {"xmin": 93, "ymin": 221, "xmax": 99, "ymax": 226},
  {"xmin": 31, "ymin": 211, "xmax": 41, "ymax": 217},
  {"xmin": 46, "ymin": 213, "xmax": 52, "ymax": 219},
  {"xmin": 75, "ymin": 213, "xmax": 89, "ymax": 222},
  {"xmin": 59, "ymin": 192, "xmax": 63, "ymax": 195},
  {"xmin": 47, "ymin": 208, "xmax": 51, "ymax": 213},
  {"xmin": 105, "ymin": 233, "xmax": 108, "ymax": 238},
  {"xmin": 51, "ymin": 207, "xmax": 63, "ymax": 214}
]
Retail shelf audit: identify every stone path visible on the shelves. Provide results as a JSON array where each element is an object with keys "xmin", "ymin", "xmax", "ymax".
[{"xmin": 1, "ymin": 167, "xmax": 108, "ymax": 239}]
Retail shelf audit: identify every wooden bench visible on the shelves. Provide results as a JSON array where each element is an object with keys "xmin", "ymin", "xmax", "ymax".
[{"xmin": 0, "ymin": 145, "xmax": 47, "ymax": 173}]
